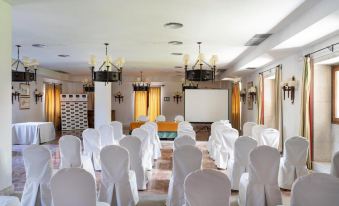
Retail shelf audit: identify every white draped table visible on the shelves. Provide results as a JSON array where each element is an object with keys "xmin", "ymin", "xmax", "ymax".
[{"xmin": 12, "ymin": 122, "xmax": 56, "ymax": 145}]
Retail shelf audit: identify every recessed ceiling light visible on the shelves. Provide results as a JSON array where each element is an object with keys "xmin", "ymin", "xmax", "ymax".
[
  {"xmin": 171, "ymin": 52, "xmax": 183, "ymax": 56},
  {"xmin": 58, "ymin": 54, "xmax": 70, "ymax": 58},
  {"xmin": 168, "ymin": 41, "xmax": 183, "ymax": 45},
  {"xmin": 164, "ymin": 22, "xmax": 183, "ymax": 29},
  {"xmin": 174, "ymin": 66, "xmax": 183, "ymax": 69},
  {"xmin": 32, "ymin": 44, "xmax": 46, "ymax": 48}
]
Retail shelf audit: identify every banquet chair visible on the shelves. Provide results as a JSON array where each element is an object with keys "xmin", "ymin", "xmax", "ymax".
[
  {"xmin": 137, "ymin": 115, "xmax": 149, "ymax": 122},
  {"xmin": 98, "ymin": 124, "xmax": 115, "ymax": 146},
  {"xmin": 140, "ymin": 124, "xmax": 156, "ymax": 160},
  {"xmin": 177, "ymin": 121, "xmax": 193, "ymax": 131},
  {"xmin": 242, "ymin": 122, "xmax": 257, "ymax": 137},
  {"xmin": 167, "ymin": 145, "xmax": 202, "ymax": 206},
  {"xmin": 278, "ymin": 136, "xmax": 309, "ymax": 189},
  {"xmin": 59, "ymin": 135, "xmax": 82, "ymax": 168},
  {"xmin": 239, "ymin": 145, "xmax": 282, "ymax": 206},
  {"xmin": 174, "ymin": 115, "xmax": 184, "ymax": 122},
  {"xmin": 155, "ymin": 115, "xmax": 166, "ymax": 122},
  {"xmin": 82, "ymin": 128, "xmax": 102, "ymax": 170},
  {"xmin": 131, "ymin": 128, "xmax": 153, "ymax": 170},
  {"xmin": 173, "ymin": 135, "xmax": 196, "ymax": 150},
  {"xmin": 226, "ymin": 136, "xmax": 257, "ymax": 190},
  {"xmin": 21, "ymin": 145, "xmax": 53, "ymax": 206},
  {"xmin": 0, "ymin": 196, "xmax": 20, "ymax": 206},
  {"xmin": 143, "ymin": 122, "xmax": 161, "ymax": 160},
  {"xmin": 98, "ymin": 145, "xmax": 139, "ymax": 206},
  {"xmin": 147, "ymin": 121, "xmax": 162, "ymax": 150},
  {"xmin": 111, "ymin": 121, "xmax": 125, "ymax": 142},
  {"xmin": 330, "ymin": 150, "xmax": 339, "ymax": 178},
  {"xmin": 177, "ymin": 129, "xmax": 196, "ymax": 140},
  {"xmin": 120, "ymin": 136, "xmax": 148, "ymax": 190},
  {"xmin": 216, "ymin": 127, "xmax": 239, "ymax": 170},
  {"xmin": 184, "ymin": 169, "xmax": 231, "ymax": 206},
  {"xmin": 50, "ymin": 168, "xmax": 109, "ymax": 206},
  {"xmin": 208, "ymin": 122, "xmax": 225, "ymax": 160},
  {"xmin": 290, "ymin": 173, "xmax": 339, "ymax": 206},
  {"xmin": 261, "ymin": 128, "xmax": 280, "ymax": 149},
  {"xmin": 251, "ymin": 124, "xmax": 266, "ymax": 145}
]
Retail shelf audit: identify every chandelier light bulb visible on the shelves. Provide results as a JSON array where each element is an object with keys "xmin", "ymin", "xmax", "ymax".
[
  {"xmin": 89, "ymin": 55, "xmax": 97, "ymax": 66},
  {"xmin": 183, "ymin": 54, "xmax": 190, "ymax": 65}
]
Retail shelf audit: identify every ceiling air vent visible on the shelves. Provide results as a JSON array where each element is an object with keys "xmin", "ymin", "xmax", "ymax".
[
  {"xmin": 245, "ymin": 34, "xmax": 272, "ymax": 46},
  {"xmin": 245, "ymin": 67, "xmax": 256, "ymax": 70}
]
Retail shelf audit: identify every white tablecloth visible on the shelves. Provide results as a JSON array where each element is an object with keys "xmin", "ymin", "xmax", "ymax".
[{"xmin": 12, "ymin": 122, "xmax": 56, "ymax": 145}]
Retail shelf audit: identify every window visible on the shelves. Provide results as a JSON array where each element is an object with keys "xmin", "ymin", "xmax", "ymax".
[{"xmin": 332, "ymin": 66, "xmax": 339, "ymax": 124}]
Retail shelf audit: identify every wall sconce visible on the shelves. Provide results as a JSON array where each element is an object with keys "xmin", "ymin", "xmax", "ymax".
[
  {"xmin": 34, "ymin": 89, "xmax": 43, "ymax": 104},
  {"xmin": 173, "ymin": 91, "xmax": 182, "ymax": 104},
  {"xmin": 248, "ymin": 86, "xmax": 257, "ymax": 104},
  {"xmin": 12, "ymin": 86, "xmax": 20, "ymax": 104},
  {"xmin": 114, "ymin": 91, "xmax": 124, "ymax": 104},
  {"xmin": 281, "ymin": 76, "xmax": 297, "ymax": 104},
  {"xmin": 240, "ymin": 89, "xmax": 246, "ymax": 104}
]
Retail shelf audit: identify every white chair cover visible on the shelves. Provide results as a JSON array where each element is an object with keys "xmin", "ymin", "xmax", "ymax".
[
  {"xmin": 140, "ymin": 124, "xmax": 156, "ymax": 161},
  {"xmin": 226, "ymin": 136, "xmax": 257, "ymax": 190},
  {"xmin": 251, "ymin": 124, "xmax": 266, "ymax": 145},
  {"xmin": 137, "ymin": 115, "xmax": 149, "ymax": 122},
  {"xmin": 174, "ymin": 115, "xmax": 184, "ymax": 122},
  {"xmin": 278, "ymin": 136, "xmax": 309, "ymax": 189},
  {"xmin": 51, "ymin": 168, "xmax": 109, "ymax": 206},
  {"xmin": 98, "ymin": 145, "xmax": 139, "ymax": 206},
  {"xmin": 144, "ymin": 122, "xmax": 161, "ymax": 160},
  {"xmin": 111, "ymin": 121, "xmax": 125, "ymax": 142},
  {"xmin": 167, "ymin": 145, "xmax": 202, "ymax": 206},
  {"xmin": 131, "ymin": 128, "xmax": 153, "ymax": 170},
  {"xmin": 83, "ymin": 128, "xmax": 102, "ymax": 170},
  {"xmin": 184, "ymin": 169, "xmax": 231, "ymax": 206},
  {"xmin": 174, "ymin": 135, "xmax": 196, "ymax": 150},
  {"xmin": 330, "ymin": 150, "xmax": 339, "ymax": 178},
  {"xmin": 59, "ymin": 135, "xmax": 82, "ymax": 169},
  {"xmin": 0, "ymin": 197, "xmax": 20, "ymax": 206},
  {"xmin": 155, "ymin": 115, "xmax": 166, "ymax": 122},
  {"xmin": 120, "ymin": 136, "xmax": 148, "ymax": 190},
  {"xmin": 291, "ymin": 173, "xmax": 339, "ymax": 206},
  {"xmin": 208, "ymin": 122, "xmax": 225, "ymax": 160},
  {"xmin": 178, "ymin": 121, "xmax": 193, "ymax": 131},
  {"xmin": 239, "ymin": 145, "xmax": 282, "ymax": 206},
  {"xmin": 21, "ymin": 145, "xmax": 52, "ymax": 206},
  {"xmin": 177, "ymin": 129, "xmax": 196, "ymax": 140},
  {"xmin": 216, "ymin": 127, "xmax": 239, "ymax": 170},
  {"xmin": 243, "ymin": 122, "xmax": 257, "ymax": 137},
  {"xmin": 261, "ymin": 128, "xmax": 280, "ymax": 149},
  {"xmin": 99, "ymin": 124, "xmax": 115, "ymax": 147}
]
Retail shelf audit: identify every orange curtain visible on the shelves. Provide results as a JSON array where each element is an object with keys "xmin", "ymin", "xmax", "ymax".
[
  {"xmin": 232, "ymin": 82, "xmax": 241, "ymax": 131},
  {"xmin": 134, "ymin": 91, "xmax": 148, "ymax": 121},
  {"xmin": 148, "ymin": 87, "xmax": 161, "ymax": 122},
  {"xmin": 45, "ymin": 84, "xmax": 62, "ymax": 130},
  {"xmin": 257, "ymin": 74, "xmax": 264, "ymax": 124}
]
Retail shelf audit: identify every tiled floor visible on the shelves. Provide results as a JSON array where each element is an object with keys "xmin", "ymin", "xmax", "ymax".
[{"xmin": 12, "ymin": 129, "xmax": 291, "ymax": 205}]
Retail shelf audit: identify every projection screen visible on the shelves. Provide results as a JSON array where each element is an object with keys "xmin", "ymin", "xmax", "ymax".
[{"xmin": 184, "ymin": 89, "xmax": 229, "ymax": 123}]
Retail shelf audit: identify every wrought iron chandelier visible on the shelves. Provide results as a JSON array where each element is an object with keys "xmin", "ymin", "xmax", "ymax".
[
  {"xmin": 183, "ymin": 42, "xmax": 218, "ymax": 82},
  {"xmin": 132, "ymin": 71, "xmax": 150, "ymax": 91},
  {"xmin": 89, "ymin": 43, "xmax": 124, "ymax": 84},
  {"xmin": 12, "ymin": 45, "xmax": 39, "ymax": 84}
]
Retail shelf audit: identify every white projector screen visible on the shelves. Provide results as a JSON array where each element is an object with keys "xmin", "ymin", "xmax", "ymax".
[{"xmin": 185, "ymin": 89, "xmax": 229, "ymax": 123}]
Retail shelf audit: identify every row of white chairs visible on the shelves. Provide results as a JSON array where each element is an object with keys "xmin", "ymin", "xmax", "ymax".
[
  {"xmin": 136, "ymin": 115, "xmax": 185, "ymax": 122},
  {"xmin": 243, "ymin": 122, "xmax": 280, "ymax": 149}
]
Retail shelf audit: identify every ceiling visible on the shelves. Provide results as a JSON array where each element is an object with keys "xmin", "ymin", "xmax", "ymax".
[{"xmin": 11, "ymin": 0, "xmax": 306, "ymax": 75}]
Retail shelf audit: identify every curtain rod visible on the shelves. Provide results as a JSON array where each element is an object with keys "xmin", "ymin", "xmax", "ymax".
[
  {"xmin": 258, "ymin": 64, "xmax": 281, "ymax": 75},
  {"xmin": 305, "ymin": 42, "xmax": 339, "ymax": 57}
]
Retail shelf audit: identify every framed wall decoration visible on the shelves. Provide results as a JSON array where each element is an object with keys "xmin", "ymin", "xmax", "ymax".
[
  {"xmin": 19, "ymin": 83, "xmax": 30, "ymax": 96},
  {"xmin": 19, "ymin": 96, "xmax": 30, "ymax": 110},
  {"xmin": 164, "ymin": 97, "xmax": 170, "ymax": 101},
  {"xmin": 247, "ymin": 81, "xmax": 253, "ymax": 110}
]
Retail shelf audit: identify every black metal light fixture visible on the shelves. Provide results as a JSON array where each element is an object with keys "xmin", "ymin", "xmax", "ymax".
[
  {"xmin": 12, "ymin": 45, "xmax": 38, "ymax": 84},
  {"xmin": 12, "ymin": 86, "xmax": 20, "ymax": 104},
  {"xmin": 89, "ymin": 43, "xmax": 124, "ymax": 85},
  {"xmin": 132, "ymin": 71, "xmax": 150, "ymax": 91},
  {"xmin": 114, "ymin": 91, "xmax": 124, "ymax": 104},
  {"xmin": 240, "ymin": 89, "xmax": 246, "ymax": 103},
  {"xmin": 34, "ymin": 89, "xmax": 43, "ymax": 104},
  {"xmin": 183, "ymin": 42, "xmax": 218, "ymax": 82},
  {"xmin": 83, "ymin": 79, "xmax": 95, "ymax": 92},
  {"xmin": 281, "ymin": 76, "xmax": 297, "ymax": 104},
  {"xmin": 173, "ymin": 91, "xmax": 182, "ymax": 104},
  {"xmin": 182, "ymin": 80, "xmax": 198, "ymax": 92}
]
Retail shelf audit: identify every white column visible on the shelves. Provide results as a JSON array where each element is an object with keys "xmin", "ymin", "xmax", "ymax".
[
  {"xmin": 0, "ymin": 0, "xmax": 12, "ymax": 191},
  {"xmin": 94, "ymin": 82, "xmax": 112, "ymax": 129}
]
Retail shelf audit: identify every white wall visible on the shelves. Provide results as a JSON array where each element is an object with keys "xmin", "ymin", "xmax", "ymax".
[
  {"xmin": 95, "ymin": 82, "xmax": 112, "ymax": 129},
  {"xmin": 0, "ymin": 0, "xmax": 12, "ymax": 191}
]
